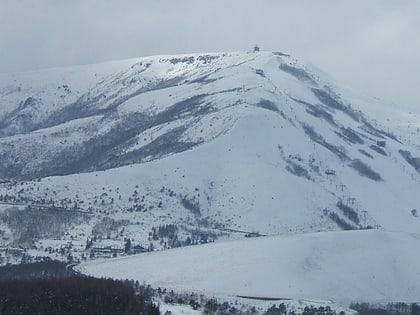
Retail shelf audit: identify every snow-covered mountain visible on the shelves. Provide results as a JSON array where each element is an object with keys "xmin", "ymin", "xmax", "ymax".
[{"xmin": 0, "ymin": 50, "xmax": 419, "ymax": 274}]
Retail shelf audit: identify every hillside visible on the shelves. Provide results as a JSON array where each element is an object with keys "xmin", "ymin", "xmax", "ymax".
[
  {"xmin": 0, "ymin": 50, "xmax": 419, "ymax": 267},
  {"xmin": 76, "ymin": 229, "xmax": 420, "ymax": 304}
]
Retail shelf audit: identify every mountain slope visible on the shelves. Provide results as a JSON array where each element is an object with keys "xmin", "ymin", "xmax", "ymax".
[{"xmin": 0, "ymin": 51, "xmax": 419, "ymax": 265}]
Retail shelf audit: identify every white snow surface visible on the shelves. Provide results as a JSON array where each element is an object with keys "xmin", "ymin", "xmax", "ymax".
[
  {"xmin": 77, "ymin": 229, "xmax": 420, "ymax": 305},
  {"xmin": 0, "ymin": 51, "xmax": 419, "ymax": 304}
]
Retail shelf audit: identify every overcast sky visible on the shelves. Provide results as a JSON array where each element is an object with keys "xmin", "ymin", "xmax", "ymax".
[{"xmin": 0, "ymin": 0, "xmax": 419, "ymax": 109}]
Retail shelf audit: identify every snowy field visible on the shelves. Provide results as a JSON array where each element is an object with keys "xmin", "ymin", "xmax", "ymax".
[{"xmin": 77, "ymin": 229, "xmax": 420, "ymax": 306}]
